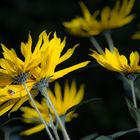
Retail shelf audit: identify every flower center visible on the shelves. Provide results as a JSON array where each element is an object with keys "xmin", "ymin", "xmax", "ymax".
[
  {"xmin": 34, "ymin": 78, "xmax": 49, "ymax": 91},
  {"xmin": 13, "ymin": 73, "xmax": 29, "ymax": 84},
  {"xmin": 125, "ymin": 73, "xmax": 137, "ymax": 81}
]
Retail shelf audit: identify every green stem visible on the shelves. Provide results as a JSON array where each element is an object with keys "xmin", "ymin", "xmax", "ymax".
[
  {"xmin": 104, "ymin": 31, "xmax": 114, "ymax": 51},
  {"xmin": 41, "ymin": 88, "xmax": 70, "ymax": 140},
  {"xmin": 22, "ymin": 82, "xmax": 54, "ymax": 140},
  {"xmin": 89, "ymin": 37, "xmax": 103, "ymax": 53},
  {"xmin": 129, "ymin": 80, "xmax": 137, "ymax": 108}
]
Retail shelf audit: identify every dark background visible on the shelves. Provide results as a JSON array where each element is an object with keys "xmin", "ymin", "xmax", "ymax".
[{"xmin": 0, "ymin": 0, "xmax": 140, "ymax": 140}]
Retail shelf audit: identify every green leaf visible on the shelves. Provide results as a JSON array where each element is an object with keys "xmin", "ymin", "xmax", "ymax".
[
  {"xmin": 95, "ymin": 136, "xmax": 112, "ymax": 140},
  {"xmin": 80, "ymin": 133, "xmax": 98, "ymax": 140},
  {"xmin": 66, "ymin": 98, "xmax": 101, "ymax": 115},
  {"xmin": 95, "ymin": 128, "xmax": 138, "ymax": 140},
  {"xmin": 126, "ymin": 98, "xmax": 140, "ymax": 128},
  {"xmin": 110, "ymin": 128, "xmax": 138, "ymax": 138},
  {"xmin": 81, "ymin": 128, "xmax": 139, "ymax": 140}
]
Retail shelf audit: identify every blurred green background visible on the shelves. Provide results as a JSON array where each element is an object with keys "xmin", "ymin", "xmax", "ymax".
[{"xmin": 0, "ymin": 0, "xmax": 140, "ymax": 140}]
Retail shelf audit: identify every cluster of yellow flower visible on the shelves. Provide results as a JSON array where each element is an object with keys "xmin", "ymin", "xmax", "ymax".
[
  {"xmin": 1, "ymin": 0, "xmax": 140, "ymax": 139},
  {"xmin": 0, "ymin": 31, "xmax": 89, "ymax": 136}
]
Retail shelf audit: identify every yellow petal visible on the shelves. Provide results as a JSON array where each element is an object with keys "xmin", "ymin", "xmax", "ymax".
[
  {"xmin": 91, "ymin": 49, "xmax": 123, "ymax": 72},
  {"xmin": 51, "ymin": 61, "xmax": 90, "ymax": 81},
  {"xmin": 9, "ymin": 96, "xmax": 29, "ymax": 115},
  {"xmin": 54, "ymin": 82, "xmax": 62, "ymax": 105},
  {"xmin": 21, "ymin": 41, "xmax": 31, "ymax": 59},
  {"xmin": 0, "ymin": 99, "xmax": 18, "ymax": 116},
  {"xmin": 29, "ymin": 99, "xmax": 44, "ymax": 111},
  {"xmin": 123, "ymin": 0, "xmax": 135, "ymax": 16},
  {"xmin": 1, "ymin": 44, "xmax": 18, "ymax": 64},
  {"xmin": 32, "ymin": 31, "xmax": 44, "ymax": 58},
  {"xmin": 69, "ymin": 80, "xmax": 77, "ymax": 102},
  {"xmin": 0, "ymin": 59, "xmax": 16, "ymax": 74},
  {"xmin": 119, "ymin": 55, "xmax": 128, "ymax": 67},
  {"xmin": 48, "ymin": 89, "xmax": 58, "ymax": 107},
  {"xmin": 74, "ymin": 85, "xmax": 84, "ymax": 104},
  {"xmin": 118, "ymin": 15, "xmax": 135, "ymax": 27},
  {"xmin": 101, "ymin": 7, "xmax": 111, "ymax": 27},
  {"xmin": 63, "ymin": 80, "xmax": 78, "ymax": 110},
  {"xmin": 132, "ymin": 31, "xmax": 140, "ymax": 39},
  {"xmin": 130, "ymin": 51, "xmax": 139, "ymax": 67},
  {"xmin": 119, "ymin": 0, "xmax": 128, "ymax": 16},
  {"xmin": 79, "ymin": 2, "xmax": 91, "ymax": 21},
  {"xmin": 57, "ymin": 44, "xmax": 78, "ymax": 65},
  {"xmin": 63, "ymin": 80, "xmax": 69, "ymax": 103},
  {"xmin": 21, "ymin": 107, "xmax": 38, "ymax": 119},
  {"xmin": 0, "ymin": 73, "xmax": 12, "ymax": 86},
  {"xmin": 20, "ymin": 124, "xmax": 44, "ymax": 135}
]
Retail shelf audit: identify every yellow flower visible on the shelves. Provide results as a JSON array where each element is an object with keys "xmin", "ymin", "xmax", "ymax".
[
  {"xmin": 0, "ymin": 31, "xmax": 48, "ymax": 116},
  {"xmin": 0, "ymin": 31, "xmax": 46, "ymax": 86},
  {"xmin": 90, "ymin": 47, "xmax": 140, "ymax": 74},
  {"xmin": 63, "ymin": 0, "xmax": 135, "ymax": 37},
  {"xmin": 48, "ymin": 80, "xmax": 84, "ymax": 121},
  {"xmin": 20, "ymin": 80, "xmax": 85, "ymax": 135},
  {"xmin": 30, "ymin": 32, "xmax": 90, "ymax": 84}
]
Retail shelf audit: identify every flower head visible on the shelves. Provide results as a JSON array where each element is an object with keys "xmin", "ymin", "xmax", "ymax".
[
  {"xmin": 20, "ymin": 80, "xmax": 85, "ymax": 135},
  {"xmin": 63, "ymin": 0, "xmax": 135, "ymax": 37},
  {"xmin": 90, "ymin": 47, "xmax": 140, "ymax": 74},
  {"xmin": 0, "ymin": 32, "xmax": 47, "ymax": 116},
  {"xmin": 30, "ymin": 32, "xmax": 90, "ymax": 85},
  {"xmin": 0, "ymin": 31, "xmax": 46, "ymax": 86}
]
